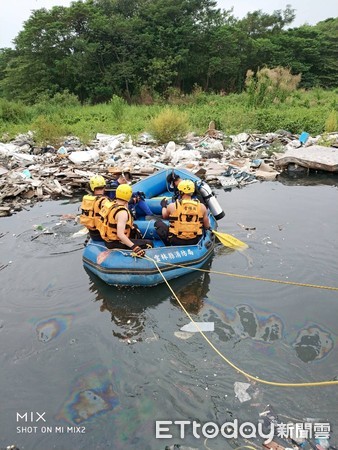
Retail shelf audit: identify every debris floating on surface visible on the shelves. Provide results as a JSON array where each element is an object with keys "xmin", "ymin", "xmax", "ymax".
[
  {"xmin": 180, "ymin": 322, "xmax": 215, "ymax": 332},
  {"xmin": 234, "ymin": 381, "xmax": 252, "ymax": 403}
]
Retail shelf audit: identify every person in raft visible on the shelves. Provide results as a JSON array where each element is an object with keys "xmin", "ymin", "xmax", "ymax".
[
  {"xmin": 166, "ymin": 170, "xmax": 206, "ymax": 204},
  {"xmin": 79, "ymin": 175, "xmax": 108, "ymax": 241},
  {"xmin": 106, "ymin": 167, "xmax": 153, "ymax": 218},
  {"xmin": 98, "ymin": 184, "xmax": 153, "ymax": 257},
  {"xmin": 157, "ymin": 179, "xmax": 210, "ymax": 246}
]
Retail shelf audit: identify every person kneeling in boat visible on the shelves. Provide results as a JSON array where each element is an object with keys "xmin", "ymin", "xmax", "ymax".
[
  {"xmin": 99, "ymin": 184, "xmax": 153, "ymax": 257},
  {"xmin": 106, "ymin": 167, "xmax": 153, "ymax": 219},
  {"xmin": 80, "ymin": 175, "xmax": 108, "ymax": 241},
  {"xmin": 158, "ymin": 179, "xmax": 210, "ymax": 246}
]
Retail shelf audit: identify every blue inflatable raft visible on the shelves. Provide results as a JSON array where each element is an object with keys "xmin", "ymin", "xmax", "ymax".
[{"xmin": 82, "ymin": 168, "xmax": 223, "ymax": 287}]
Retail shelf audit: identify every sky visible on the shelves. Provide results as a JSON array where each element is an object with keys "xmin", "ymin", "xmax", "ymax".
[{"xmin": 0, "ymin": 0, "xmax": 337, "ymax": 48}]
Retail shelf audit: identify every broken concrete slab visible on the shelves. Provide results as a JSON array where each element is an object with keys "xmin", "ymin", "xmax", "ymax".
[{"xmin": 275, "ymin": 145, "xmax": 338, "ymax": 172}]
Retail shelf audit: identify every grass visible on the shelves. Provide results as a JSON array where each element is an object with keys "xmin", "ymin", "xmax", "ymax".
[{"xmin": 0, "ymin": 88, "xmax": 337, "ymax": 145}]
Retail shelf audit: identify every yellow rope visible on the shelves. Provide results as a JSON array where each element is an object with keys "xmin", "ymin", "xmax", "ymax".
[
  {"xmin": 151, "ymin": 259, "xmax": 338, "ymax": 291},
  {"xmin": 145, "ymin": 255, "xmax": 338, "ymax": 388}
]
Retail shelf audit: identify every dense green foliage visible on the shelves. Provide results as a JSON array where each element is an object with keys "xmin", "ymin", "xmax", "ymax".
[
  {"xmin": 1, "ymin": 88, "xmax": 337, "ymax": 145},
  {"xmin": 0, "ymin": 0, "xmax": 337, "ymax": 104}
]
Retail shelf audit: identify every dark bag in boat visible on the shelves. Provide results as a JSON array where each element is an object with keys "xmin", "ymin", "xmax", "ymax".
[
  {"xmin": 154, "ymin": 219, "xmax": 169, "ymax": 241},
  {"xmin": 131, "ymin": 225, "xmax": 142, "ymax": 239}
]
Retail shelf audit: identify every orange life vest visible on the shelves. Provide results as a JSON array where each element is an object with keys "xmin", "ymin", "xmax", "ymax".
[
  {"xmin": 98, "ymin": 200, "xmax": 133, "ymax": 242},
  {"xmin": 169, "ymin": 199, "xmax": 204, "ymax": 240},
  {"xmin": 80, "ymin": 195, "xmax": 106, "ymax": 231}
]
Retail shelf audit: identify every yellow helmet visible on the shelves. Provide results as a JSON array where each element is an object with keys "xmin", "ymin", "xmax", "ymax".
[
  {"xmin": 178, "ymin": 179, "xmax": 195, "ymax": 195},
  {"xmin": 89, "ymin": 175, "xmax": 106, "ymax": 191},
  {"xmin": 116, "ymin": 184, "xmax": 133, "ymax": 202}
]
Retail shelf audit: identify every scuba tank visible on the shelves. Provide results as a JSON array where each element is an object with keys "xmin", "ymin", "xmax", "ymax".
[{"xmin": 197, "ymin": 181, "xmax": 225, "ymax": 220}]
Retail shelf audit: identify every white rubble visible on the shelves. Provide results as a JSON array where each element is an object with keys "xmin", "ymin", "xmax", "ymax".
[
  {"xmin": 1, "ymin": 129, "xmax": 337, "ymax": 215},
  {"xmin": 68, "ymin": 149, "xmax": 100, "ymax": 164}
]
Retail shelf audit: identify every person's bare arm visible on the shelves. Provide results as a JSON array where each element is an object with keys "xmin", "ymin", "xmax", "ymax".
[
  {"xmin": 116, "ymin": 210, "xmax": 134, "ymax": 247},
  {"xmin": 162, "ymin": 202, "xmax": 174, "ymax": 219},
  {"xmin": 201, "ymin": 204, "xmax": 210, "ymax": 229}
]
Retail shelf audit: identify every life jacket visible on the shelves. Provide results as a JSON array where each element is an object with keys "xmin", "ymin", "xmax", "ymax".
[
  {"xmin": 80, "ymin": 195, "xmax": 106, "ymax": 231},
  {"xmin": 169, "ymin": 199, "xmax": 204, "ymax": 240},
  {"xmin": 98, "ymin": 200, "xmax": 133, "ymax": 242}
]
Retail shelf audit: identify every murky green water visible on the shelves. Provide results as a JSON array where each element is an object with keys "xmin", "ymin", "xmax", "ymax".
[{"xmin": 0, "ymin": 177, "xmax": 337, "ymax": 450}]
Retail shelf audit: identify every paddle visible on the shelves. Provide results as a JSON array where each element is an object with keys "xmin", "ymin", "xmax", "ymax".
[{"xmin": 211, "ymin": 229, "xmax": 248, "ymax": 250}]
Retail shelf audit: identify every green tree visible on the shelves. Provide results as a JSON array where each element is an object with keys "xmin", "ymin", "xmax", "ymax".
[
  {"xmin": 314, "ymin": 18, "xmax": 338, "ymax": 88},
  {"xmin": 268, "ymin": 26, "xmax": 322, "ymax": 88},
  {"xmin": 1, "ymin": 4, "xmax": 94, "ymax": 102},
  {"xmin": 0, "ymin": 0, "xmax": 336, "ymax": 103},
  {"xmin": 238, "ymin": 5, "xmax": 295, "ymax": 37}
]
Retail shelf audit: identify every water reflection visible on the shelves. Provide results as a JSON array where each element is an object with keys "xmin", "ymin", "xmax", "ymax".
[
  {"xmin": 169, "ymin": 260, "xmax": 211, "ymax": 314},
  {"xmin": 85, "ymin": 261, "xmax": 212, "ymax": 341}
]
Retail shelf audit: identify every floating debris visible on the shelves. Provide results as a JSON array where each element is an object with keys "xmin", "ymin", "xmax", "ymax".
[
  {"xmin": 234, "ymin": 381, "xmax": 252, "ymax": 403},
  {"xmin": 237, "ymin": 223, "xmax": 256, "ymax": 231},
  {"xmin": 174, "ymin": 331, "xmax": 194, "ymax": 340},
  {"xmin": 180, "ymin": 321, "xmax": 214, "ymax": 332}
]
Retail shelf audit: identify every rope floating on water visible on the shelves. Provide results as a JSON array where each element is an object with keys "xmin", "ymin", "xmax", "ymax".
[
  {"xmin": 150, "ymin": 259, "xmax": 338, "ymax": 291},
  {"xmin": 145, "ymin": 254, "xmax": 338, "ymax": 388}
]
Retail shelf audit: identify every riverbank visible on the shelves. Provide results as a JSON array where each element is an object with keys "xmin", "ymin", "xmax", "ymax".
[{"xmin": 0, "ymin": 129, "xmax": 338, "ymax": 216}]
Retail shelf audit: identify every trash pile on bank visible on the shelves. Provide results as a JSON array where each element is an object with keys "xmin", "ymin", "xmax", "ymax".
[{"xmin": 0, "ymin": 127, "xmax": 338, "ymax": 216}]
